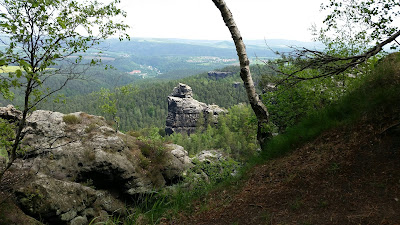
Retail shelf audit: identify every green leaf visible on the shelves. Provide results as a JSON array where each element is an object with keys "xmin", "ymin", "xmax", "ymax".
[
  {"xmin": 15, "ymin": 69, "xmax": 22, "ymax": 78},
  {"xmin": 56, "ymin": 17, "xmax": 66, "ymax": 29}
]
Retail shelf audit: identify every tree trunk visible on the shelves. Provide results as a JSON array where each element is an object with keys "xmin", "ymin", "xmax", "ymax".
[{"xmin": 212, "ymin": 0, "xmax": 272, "ymax": 147}]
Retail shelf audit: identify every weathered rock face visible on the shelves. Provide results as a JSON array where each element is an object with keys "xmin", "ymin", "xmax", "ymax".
[
  {"xmin": 0, "ymin": 104, "xmax": 22, "ymax": 122},
  {"xmin": 165, "ymin": 83, "xmax": 227, "ymax": 135},
  {"xmin": 208, "ymin": 71, "xmax": 234, "ymax": 79},
  {"xmin": 0, "ymin": 107, "xmax": 193, "ymax": 224}
]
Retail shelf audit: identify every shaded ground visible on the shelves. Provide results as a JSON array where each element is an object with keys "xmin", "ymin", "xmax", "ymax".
[
  {"xmin": 0, "ymin": 170, "xmax": 41, "ymax": 225},
  {"xmin": 168, "ymin": 110, "xmax": 400, "ymax": 224}
]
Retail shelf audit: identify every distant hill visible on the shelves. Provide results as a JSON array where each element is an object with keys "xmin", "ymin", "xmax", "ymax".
[{"xmin": 92, "ymin": 37, "xmax": 321, "ymax": 79}]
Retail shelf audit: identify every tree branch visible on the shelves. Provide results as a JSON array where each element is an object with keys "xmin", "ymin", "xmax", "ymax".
[{"xmin": 270, "ymin": 29, "xmax": 400, "ymax": 85}]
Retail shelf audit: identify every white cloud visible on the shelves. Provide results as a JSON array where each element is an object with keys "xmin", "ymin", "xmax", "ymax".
[{"xmin": 117, "ymin": 0, "xmax": 326, "ymax": 41}]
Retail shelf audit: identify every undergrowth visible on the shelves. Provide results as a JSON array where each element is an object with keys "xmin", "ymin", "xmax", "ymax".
[{"xmin": 260, "ymin": 52, "xmax": 400, "ymax": 161}]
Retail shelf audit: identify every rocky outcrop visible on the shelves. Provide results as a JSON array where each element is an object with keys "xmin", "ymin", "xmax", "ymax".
[
  {"xmin": 165, "ymin": 83, "xmax": 227, "ymax": 135},
  {"xmin": 0, "ymin": 104, "xmax": 22, "ymax": 122},
  {"xmin": 0, "ymin": 107, "xmax": 193, "ymax": 224},
  {"xmin": 232, "ymin": 82, "xmax": 242, "ymax": 88},
  {"xmin": 262, "ymin": 83, "xmax": 277, "ymax": 93},
  {"xmin": 208, "ymin": 71, "xmax": 234, "ymax": 79},
  {"xmin": 185, "ymin": 149, "xmax": 239, "ymax": 185},
  {"xmin": 163, "ymin": 144, "xmax": 193, "ymax": 185}
]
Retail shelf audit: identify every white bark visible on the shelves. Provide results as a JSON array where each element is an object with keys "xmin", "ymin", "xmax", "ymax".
[{"xmin": 212, "ymin": 0, "xmax": 271, "ymax": 145}]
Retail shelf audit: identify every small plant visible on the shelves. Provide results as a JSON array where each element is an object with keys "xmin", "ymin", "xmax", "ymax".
[
  {"xmin": 126, "ymin": 130, "xmax": 141, "ymax": 138},
  {"xmin": 82, "ymin": 179, "xmax": 95, "ymax": 189},
  {"xmin": 318, "ymin": 199, "xmax": 329, "ymax": 208},
  {"xmin": 136, "ymin": 138, "xmax": 166, "ymax": 165},
  {"xmin": 85, "ymin": 123, "xmax": 97, "ymax": 133},
  {"xmin": 290, "ymin": 197, "xmax": 303, "ymax": 211},
  {"xmin": 62, "ymin": 114, "xmax": 81, "ymax": 125},
  {"xmin": 138, "ymin": 154, "xmax": 150, "ymax": 169},
  {"xmin": 328, "ymin": 162, "xmax": 340, "ymax": 174}
]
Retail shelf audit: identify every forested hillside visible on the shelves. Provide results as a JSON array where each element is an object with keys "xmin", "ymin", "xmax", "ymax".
[{"xmin": 39, "ymin": 64, "xmax": 274, "ymax": 131}]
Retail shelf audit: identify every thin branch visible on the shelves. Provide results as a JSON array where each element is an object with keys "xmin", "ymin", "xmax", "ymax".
[{"xmin": 270, "ymin": 29, "xmax": 400, "ymax": 85}]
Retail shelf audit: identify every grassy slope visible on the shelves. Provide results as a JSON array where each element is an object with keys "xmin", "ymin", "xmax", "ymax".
[{"xmin": 168, "ymin": 54, "xmax": 400, "ymax": 224}]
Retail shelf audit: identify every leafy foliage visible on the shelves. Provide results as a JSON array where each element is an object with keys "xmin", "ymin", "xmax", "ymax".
[
  {"xmin": 262, "ymin": 53, "xmax": 400, "ymax": 159},
  {"xmin": 0, "ymin": 118, "xmax": 15, "ymax": 163},
  {"xmin": 0, "ymin": 0, "xmax": 129, "ymax": 179},
  {"xmin": 95, "ymin": 84, "xmax": 137, "ymax": 131},
  {"xmin": 0, "ymin": 0, "xmax": 129, "ymax": 108},
  {"xmin": 261, "ymin": 64, "xmax": 367, "ymax": 132},
  {"xmin": 167, "ymin": 104, "xmax": 258, "ymax": 161},
  {"xmin": 321, "ymin": 0, "xmax": 400, "ymax": 48}
]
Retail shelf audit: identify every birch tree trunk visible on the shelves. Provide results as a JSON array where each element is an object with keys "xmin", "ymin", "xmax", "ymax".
[{"xmin": 212, "ymin": 0, "xmax": 272, "ymax": 147}]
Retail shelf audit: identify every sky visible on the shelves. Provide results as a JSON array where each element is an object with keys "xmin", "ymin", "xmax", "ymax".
[{"xmin": 116, "ymin": 0, "xmax": 327, "ymax": 42}]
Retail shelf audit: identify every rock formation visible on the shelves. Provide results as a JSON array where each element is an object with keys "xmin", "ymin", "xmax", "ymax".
[
  {"xmin": 0, "ymin": 105, "xmax": 237, "ymax": 224},
  {"xmin": 165, "ymin": 83, "xmax": 227, "ymax": 135},
  {"xmin": 0, "ymin": 107, "xmax": 193, "ymax": 224},
  {"xmin": 0, "ymin": 104, "xmax": 22, "ymax": 122},
  {"xmin": 232, "ymin": 82, "xmax": 242, "ymax": 88},
  {"xmin": 208, "ymin": 71, "xmax": 234, "ymax": 79}
]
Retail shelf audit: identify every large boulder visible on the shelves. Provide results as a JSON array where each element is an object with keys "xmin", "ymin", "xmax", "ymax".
[
  {"xmin": 0, "ymin": 106, "xmax": 191, "ymax": 224},
  {"xmin": 162, "ymin": 144, "xmax": 193, "ymax": 185},
  {"xmin": 15, "ymin": 173, "xmax": 125, "ymax": 225},
  {"xmin": 165, "ymin": 83, "xmax": 226, "ymax": 135}
]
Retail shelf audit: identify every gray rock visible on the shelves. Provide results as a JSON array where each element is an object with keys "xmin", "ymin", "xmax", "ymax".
[
  {"xmin": 168, "ymin": 144, "xmax": 192, "ymax": 165},
  {"xmin": 165, "ymin": 83, "xmax": 227, "ymax": 135},
  {"xmin": 262, "ymin": 82, "xmax": 277, "ymax": 93},
  {"xmin": 182, "ymin": 150, "xmax": 239, "ymax": 186},
  {"xmin": 15, "ymin": 173, "xmax": 99, "ymax": 224},
  {"xmin": 4, "ymin": 108, "xmax": 190, "ymax": 224},
  {"xmin": 0, "ymin": 104, "xmax": 22, "ymax": 121},
  {"xmin": 208, "ymin": 71, "xmax": 233, "ymax": 79},
  {"xmin": 162, "ymin": 144, "xmax": 193, "ymax": 184},
  {"xmin": 195, "ymin": 150, "xmax": 225, "ymax": 163},
  {"xmin": 70, "ymin": 216, "xmax": 88, "ymax": 225},
  {"xmin": 171, "ymin": 83, "xmax": 193, "ymax": 98}
]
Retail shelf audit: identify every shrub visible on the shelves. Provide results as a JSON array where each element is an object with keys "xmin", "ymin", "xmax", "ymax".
[
  {"xmin": 138, "ymin": 154, "xmax": 150, "ymax": 169},
  {"xmin": 62, "ymin": 114, "xmax": 81, "ymax": 125},
  {"xmin": 84, "ymin": 123, "xmax": 97, "ymax": 133}
]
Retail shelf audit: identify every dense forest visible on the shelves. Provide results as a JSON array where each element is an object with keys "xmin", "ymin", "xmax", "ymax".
[{"xmin": 1, "ymin": 63, "xmax": 275, "ymax": 131}]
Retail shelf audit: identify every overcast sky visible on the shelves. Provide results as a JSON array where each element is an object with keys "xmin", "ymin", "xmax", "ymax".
[{"xmin": 116, "ymin": 0, "xmax": 326, "ymax": 41}]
